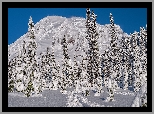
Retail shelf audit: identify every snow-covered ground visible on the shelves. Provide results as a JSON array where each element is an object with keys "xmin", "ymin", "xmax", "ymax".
[
  {"xmin": 8, "ymin": 89, "xmax": 67, "ymax": 107},
  {"xmin": 8, "ymin": 87, "xmax": 137, "ymax": 107}
]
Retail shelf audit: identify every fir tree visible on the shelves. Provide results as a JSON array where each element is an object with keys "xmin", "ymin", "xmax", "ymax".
[
  {"xmin": 14, "ymin": 46, "xmax": 25, "ymax": 92},
  {"xmin": 139, "ymin": 27, "xmax": 147, "ymax": 85},
  {"xmin": 45, "ymin": 47, "xmax": 52, "ymax": 89},
  {"xmin": 40, "ymin": 53, "xmax": 47, "ymax": 90},
  {"xmin": 108, "ymin": 13, "xmax": 122, "ymax": 91},
  {"xmin": 75, "ymin": 65, "xmax": 82, "ymax": 93},
  {"xmin": 8, "ymin": 58, "xmax": 16, "ymax": 92},
  {"xmin": 119, "ymin": 36, "xmax": 130, "ymax": 90},
  {"xmin": 131, "ymin": 31, "xmax": 145, "ymax": 92},
  {"xmin": 80, "ymin": 57, "xmax": 90, "ymax": 96},
  {"xmin": 85, "ymin": 8, "xmax": 103, "ymax": 96},
  {"xmin": 85, "ymin": 8, "xmax": 93, "ymax": 87},
  {"xmin": 125, "ymin": 35, "xmax": 134, "ymax": 88},
  {"xmin": 105, "ymin": 13, "xmax": 122, "ymax": 101},
  {"xmin": 40, "ymin": 47, "xmax": 52, "ymax": 90},
  {"xmin": 23, "ymin": 16, "xmax": 41, "ymax": 97},
  {"xmin": 61, "ymin": 34, "xmax": 71, "ymax": 94},
  {"xmin": 73, "ymin": 55, "xmax": 79, "ymax": 88},
  {"xmin": 50, "ymin": 46, "xmax": 59, "ymax": 90},
  {"xmin": 56, "ymin": 61, "xmax": 62, "ymax": 89},
  {"xmin": 101, "ymin": 51, "xmax": 111, "ymax": 88}
]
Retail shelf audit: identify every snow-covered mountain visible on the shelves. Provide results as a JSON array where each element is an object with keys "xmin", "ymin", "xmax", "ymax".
[{"xmin": 8, "ymin": 16, "xmax": 129, "ymax": 64}]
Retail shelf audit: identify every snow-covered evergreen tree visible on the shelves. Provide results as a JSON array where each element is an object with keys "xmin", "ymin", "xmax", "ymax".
[
  {"xmin": 8, "ymin": 60, "xmax": 13, "ymax": 92},
  {"xmin": 40, "ymin": 53, "xmax": 48, "ymax": 90},
  {"xmin": 131, "ymin": 27, "xmax": 147, "ymax": 92},
  {"xmin": 125, "ymin": 35, "xmax": 134, "ymax": 88},
  {"xmin": 68, "ymin": 59, "xmax": 74, "ymax": 88},
  {"xmin": 8, "ymin": 46, "xmax": 25, "ymax": 93},
  {"xmin": 56, "ymin": 61, "xmax": 62, "ymax": 89},
  {"xmin": 50, "ymin": 46, "xmax": 59, "ymax": 90},
  {"xmin": 40, "ymin": 47, "xmax": 52, "ymax": 90},
  {"xmin": 45, "ymin": 47, "xmax": 52, "ymax": 84},
  {"xmin": 14, "ymin": 46, "xmax": 25, "ymax": 92},
  {"xmin": 105, "ymin": 13, "xmax": 122, "ymax": 101},
  {"xmin": 85, "ymin": 8, "xmax": 102, "ymax": 96},
  {"xmin": 23, "ymin": 16, "xmax": 41, "ymax": 97},
  {"xmin": 61, "ymin": 34, "xmax": 72, "ymax": 94},
  {"xmin": 19, "ymin": 40, "xmax": 29, "ymax": 93},
  {"xmin": 139, "ymin": 27, "xmax": 147, "ymax": 50},
  {"xmin": 105, "ymin": 13, "xmax": 116, "ymax": 101},
  {"xmin": 72, "ymin": 55, "xmax": 79, "ymax": 88},
  {"xmin": 8, "ymin": 57, "xmax": 16, "ymax": 92},
  {"xmin": 74, "ymin": 63, "xmax": 82, "ymax": 93},
  {"xmin": 130, "ymin": 32, "xmax": 143, "ymax": 92},
  {"xmin": 85, "ymin": 8, "xmax": 94, "ymax": 87},
  {"xmin": 80, "ymin": 57, "xmax": 90, "ymax": 96},
  {"xmin": 109, "ymin": 13, "xmax": 122, "ymax": 91},
  {"xmin": 139, "ymin": 27, "xmax": 147, "ymax": 86},
  {"xmin": 122, "ymin": 64, "xmax": 129, "ymax": 90},
  {"xmin": 101, "ymin": 51, "xmax": 111, "ymax": 88},
  {"xmin": 119, "ymin": 36, "xmax": 130, "ymax": 90}
]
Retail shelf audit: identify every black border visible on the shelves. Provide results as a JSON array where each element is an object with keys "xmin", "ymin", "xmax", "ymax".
[{"xmin": 3, "ymin": 2, "xmax": 152, "ymax": 112}]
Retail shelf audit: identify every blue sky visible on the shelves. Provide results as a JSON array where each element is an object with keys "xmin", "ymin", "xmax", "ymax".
[{"xmin": 8, "ymin": 8, "xmax": 147, "ymax": 45}]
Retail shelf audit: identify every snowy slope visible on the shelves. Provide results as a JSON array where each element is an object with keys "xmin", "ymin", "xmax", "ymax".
[
  {"xmin": 8, "ymin": 88, "xmax": 136, "ymax": 107},
  {"xmin": 8, "ymin": 16, "xmax": 129, "ymax": 65}
]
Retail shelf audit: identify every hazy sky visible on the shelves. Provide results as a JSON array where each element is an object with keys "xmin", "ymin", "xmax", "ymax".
[{"xmin": 8, "ymin": 8, "xmax": 147, "ymax": 45}]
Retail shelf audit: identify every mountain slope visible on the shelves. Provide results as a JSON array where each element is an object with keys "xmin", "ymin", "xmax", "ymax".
[{"xmin": 8, "ymin": 16, "xmax": 129, "ymax": 65}]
